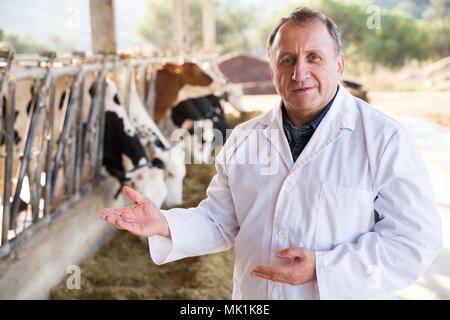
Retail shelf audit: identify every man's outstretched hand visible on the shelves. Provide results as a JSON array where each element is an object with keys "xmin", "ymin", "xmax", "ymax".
[
  {"xmin": 100, "ymin": 186, "xmax": 171, "ymax": 238},
  {"xmin": 250, "ymin": 247, "xmax": 316, "ymax": 285}
]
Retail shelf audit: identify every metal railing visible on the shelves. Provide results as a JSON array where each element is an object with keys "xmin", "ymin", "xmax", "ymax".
[{"xmin": 0, "ymin": 51, "xmax": 186, "ymax": 259}]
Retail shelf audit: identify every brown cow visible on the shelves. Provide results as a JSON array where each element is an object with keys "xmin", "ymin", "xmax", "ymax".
[{"xmin": 154, "ymin": 62, "xmax": 213, "ymax": 124}]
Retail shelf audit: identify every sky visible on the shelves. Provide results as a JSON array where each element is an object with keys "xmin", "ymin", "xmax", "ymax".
[
  {"xmin": 0, "ymin": 0, "xmax": 373, "ymax": 54},
  {"xmin": 0, "ymin": 0, "xmax": 149, "ymax": 53}
]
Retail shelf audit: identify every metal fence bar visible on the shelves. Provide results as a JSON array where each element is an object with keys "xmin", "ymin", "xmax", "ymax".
[
  {"xmin": 1, "ymin": 55, "xmax": 181, "ymax": 257},
  {"xmin": 145, "ymin": 64, "xmax": 158, "ymax": 119},
  {"xmin": 10, "ymin": 58, "xmax": 178, "ymax": 81},
  {"xmin": 9, "ymin": 80, "xmax": 44, "ymax": 229},
  {"xmin": 124, "ymin": 64, "xmax": 133, "ymax": 115},
  {"xmin": 80, "ymin": 66, "xmax": 108, "ymax": 176},
  {"xmin": 43, "ymin": 77, "xmax": 56, "ymax": 218},
  {"xmin": 1, "ymin": 81, "xmax": 15, "ymax": 247},
  {"xmin": 91, "ymin": 78, "xmax": 107, "ymax": 178},
  {"xmin": 28, "ymin": 104, "xmax": 47, "ymax": 223},
  {"xmin": 74, "ymin": 73, "xmax": 85, "ymax": 193},
  {"xmin": 50, "ymin": 74, "xmax": 79, "ymax": 204}
]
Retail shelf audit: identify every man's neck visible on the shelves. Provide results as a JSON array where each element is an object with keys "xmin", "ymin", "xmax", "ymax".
[
  {"xmin": 284, "ymin": 107, "xmax": 321, "ymax": 128},
  {"xmin": 283, "ymin": 86, "xmax": 338, "ymax": 128}
]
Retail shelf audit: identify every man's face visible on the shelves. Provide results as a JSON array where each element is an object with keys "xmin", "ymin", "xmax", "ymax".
[{"xmin": 269, "ymin": 21, "xmax": 344, "ymax": 117}]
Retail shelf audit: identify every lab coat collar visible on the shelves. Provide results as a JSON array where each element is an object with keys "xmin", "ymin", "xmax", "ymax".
[{"xmin": 260, "ymin": 84, "xmax": 357, "ymax": 170}]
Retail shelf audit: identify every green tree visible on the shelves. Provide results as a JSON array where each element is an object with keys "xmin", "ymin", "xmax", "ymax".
[
  {"xmin": 253, "ymin": 0, "xmax": 433, "ymax": 68},
  {"xmin": 371, "ymin": 0, "xmax": 432, "ymax": 18},
  {"xmin": 422, "ymin": 0, "xmax": 450, "ymax": 58},
  {"xmin": 136, "ymin": 0, "xmax": 173, "ymax": 50},
  {"xmin": 136, "ymin": 0, "xmax": 254, "ymax": 54},
  {"xmin": 215, "ymin": 6, "xmax": 254, "ymax": 54},
  {"xmin": 2, "ymin": 31, "xmax": 49, "ymax": 53},
  {"xmin": 363, "ymin": 12, "xmax": 430, "ymax": 67}
]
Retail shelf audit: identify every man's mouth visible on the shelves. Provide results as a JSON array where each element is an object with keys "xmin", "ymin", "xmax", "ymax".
[{"xmin": 292, "ymin": 86, "xmax": 314, "ymax": 93}]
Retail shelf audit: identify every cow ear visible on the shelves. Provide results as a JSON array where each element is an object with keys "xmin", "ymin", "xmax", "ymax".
[
  {"xmin": 113, "ymin": 93, "xmax": 121, "ymax": 105},
  {"xmin": 164, "ymin": 63, "xmax": 182, "ymax": 75},
  {"xmin": 59, "ymin": 91, "xmax": 66, "ymax": 110},
  {"xmin": 88, "ymin": 83, "xmax": 96, "ymax": 97},
  {"xmin": 14, "ymin": 130, "xmax": 21, "ymax": 145},
  {"xmin": 26, "ymin": 99, "xmax": 33, "ymax": 115}
]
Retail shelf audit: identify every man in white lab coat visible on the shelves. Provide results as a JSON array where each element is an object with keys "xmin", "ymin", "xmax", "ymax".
[{"xmin": 100, "ymin": 7, "xmax": 442, "ymax": 299}]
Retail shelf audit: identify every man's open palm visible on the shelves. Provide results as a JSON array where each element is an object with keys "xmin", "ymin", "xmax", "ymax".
[{"xmin": 100, "ymin": 186, "xmax": 171, "ymax": 238}]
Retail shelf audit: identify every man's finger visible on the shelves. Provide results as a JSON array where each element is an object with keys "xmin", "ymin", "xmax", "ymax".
[
  {"xmin": 102, "ymin": 214, "xmax": 125, "ymax": 230},
  {"xmin": 250, "ymin": 270, "xmax": 275, "ymax": 282},
  {"xmin": 100, "ymin": 207, "xmax": 122, "ymax": 218},
  {"xmin": 251, "ymin": 265, "xmax": 285, "ymax": 278},
  {"xmin": 116, "ymin": 220, "xmax": 144, "ymax": 236},
  {"xmin": 276, "ymin": 247, "xmax": 303, "ymax": 259},
  {"xmin": 119, "ymin": 205, "xmax": 142, "ymax": 220},
  {"xmin": 250, "ymin": 265, "xmax": 290, "ymax": 283},
  {"xmin": 123, "ymin": 186, "xmax": 147, "ymax": 204},
  {"xmin": 100, "ymin": 209, "xmax": 120, "ymax": 221}
]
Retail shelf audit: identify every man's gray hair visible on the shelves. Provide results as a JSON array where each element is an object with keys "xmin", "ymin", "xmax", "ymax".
[{"xmin": 267, "ymin": 7, "xmax": 342, "ymax": 57}]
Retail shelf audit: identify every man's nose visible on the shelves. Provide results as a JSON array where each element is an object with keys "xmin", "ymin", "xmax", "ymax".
[{"xmin": 292, "ymin": 60, "xmax": 310, "ymax": 82}]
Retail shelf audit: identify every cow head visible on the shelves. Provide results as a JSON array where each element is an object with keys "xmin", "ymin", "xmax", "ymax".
[
  {"xmin": 159, "ymin": 62, "xmax": 214, "ymax": 88},
  {"xmin": 126, "ymin": 157, "xmax": 168, "ymax": 208},
  {"xmin": 89, "ymin": 78, "xmax": 122, "ymax": 107},
  {"xmin": 154, "ymin": 141, "xmax": 186, "ymax": 207},
  {"xmin": 221, "ymin": 83, "xmax": 244, "ymax": 112},
  {"xmin": 180, "ymin": 62, "xmax": 214, "ymax": 87},
  {"xmin": 181, "ymin": 118, "xmax": 214, "ymax": 164}
]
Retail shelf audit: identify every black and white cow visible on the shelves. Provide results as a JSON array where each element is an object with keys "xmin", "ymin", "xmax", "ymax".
[
  {"xmin": 128, "ymin": 82, "xmax": 186, "ymax": 207},
  {"xmin": 171, "ymin": 94, "xmax": 228, "ymax": 163},
  {"xmin": 91, "ymin": 79, "xmax": 168, "ymax": 207}
]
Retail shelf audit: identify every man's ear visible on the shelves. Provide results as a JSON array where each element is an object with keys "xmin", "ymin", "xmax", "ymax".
[
  {"xmin": 337, "ymin": 53, "xmax": 344, "ymax": 79},
  {"xmin": 269, "ymin": 66, "xmax": 274, "ymax": 80}
]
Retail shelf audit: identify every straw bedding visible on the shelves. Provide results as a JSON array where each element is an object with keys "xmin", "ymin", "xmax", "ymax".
[{"xmin": 49, "ymin": 111, "xmax": 262, "ymax": 300}]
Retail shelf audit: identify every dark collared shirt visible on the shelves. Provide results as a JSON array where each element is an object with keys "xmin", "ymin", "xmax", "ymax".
[{"xmin": 282, "ymin": 86, "xmax": 339, "ymax": 161}]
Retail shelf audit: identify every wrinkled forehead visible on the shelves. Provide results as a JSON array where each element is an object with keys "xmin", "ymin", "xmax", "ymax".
[{"xmin": 271, "ymin": 21, "xmax": 337, "ymax": 57}]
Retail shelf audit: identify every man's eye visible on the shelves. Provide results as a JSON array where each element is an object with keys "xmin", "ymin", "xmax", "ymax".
[
  {"xmin": 281, "ymin": 57, "xmax": 294, "ymax": 65},
  {"xmin": 311, "ymin": 55, "xmax": 321, "ymax": 61}
]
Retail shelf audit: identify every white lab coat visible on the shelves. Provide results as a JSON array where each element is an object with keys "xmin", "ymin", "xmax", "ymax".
[{"xmin": 148, "ymin": 84, "xmax": 442, "ymax": 299}]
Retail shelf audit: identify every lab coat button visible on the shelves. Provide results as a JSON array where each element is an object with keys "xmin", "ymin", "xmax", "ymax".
[
  {"xmin": 278, "ymin": 229, "xmax": 286, "ymax": 238},
  {"xmin": 273, "ymin": 286, "xmax": 282, "ymax": 294}
]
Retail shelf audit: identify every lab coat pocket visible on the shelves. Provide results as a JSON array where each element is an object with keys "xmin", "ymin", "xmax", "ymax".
[{"xmin": 316, "ymin": 182, "xmax": 374, "ymax": 250}]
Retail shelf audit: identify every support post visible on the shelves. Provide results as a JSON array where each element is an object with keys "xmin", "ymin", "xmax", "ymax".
[
  {"xmin": 172, "ymin": 0, "xmax": 189, "ymax": 53},
  {"xmin": 89, "ymin": 0, "xmax": 117, "ymax": 54},
  {"xmin": 202, "ymin": 0, "xmax": 216, "ymax": 53}
]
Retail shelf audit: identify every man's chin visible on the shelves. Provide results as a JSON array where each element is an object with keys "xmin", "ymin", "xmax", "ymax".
[{"xmin": 286, "ymin": 95, "xmax": 318, "ymax": 109}]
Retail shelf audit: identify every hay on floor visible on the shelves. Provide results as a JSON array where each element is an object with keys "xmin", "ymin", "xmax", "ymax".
[{"xmin": 49, "ymin": 110, "xmax": 262, "ymax": 300}]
